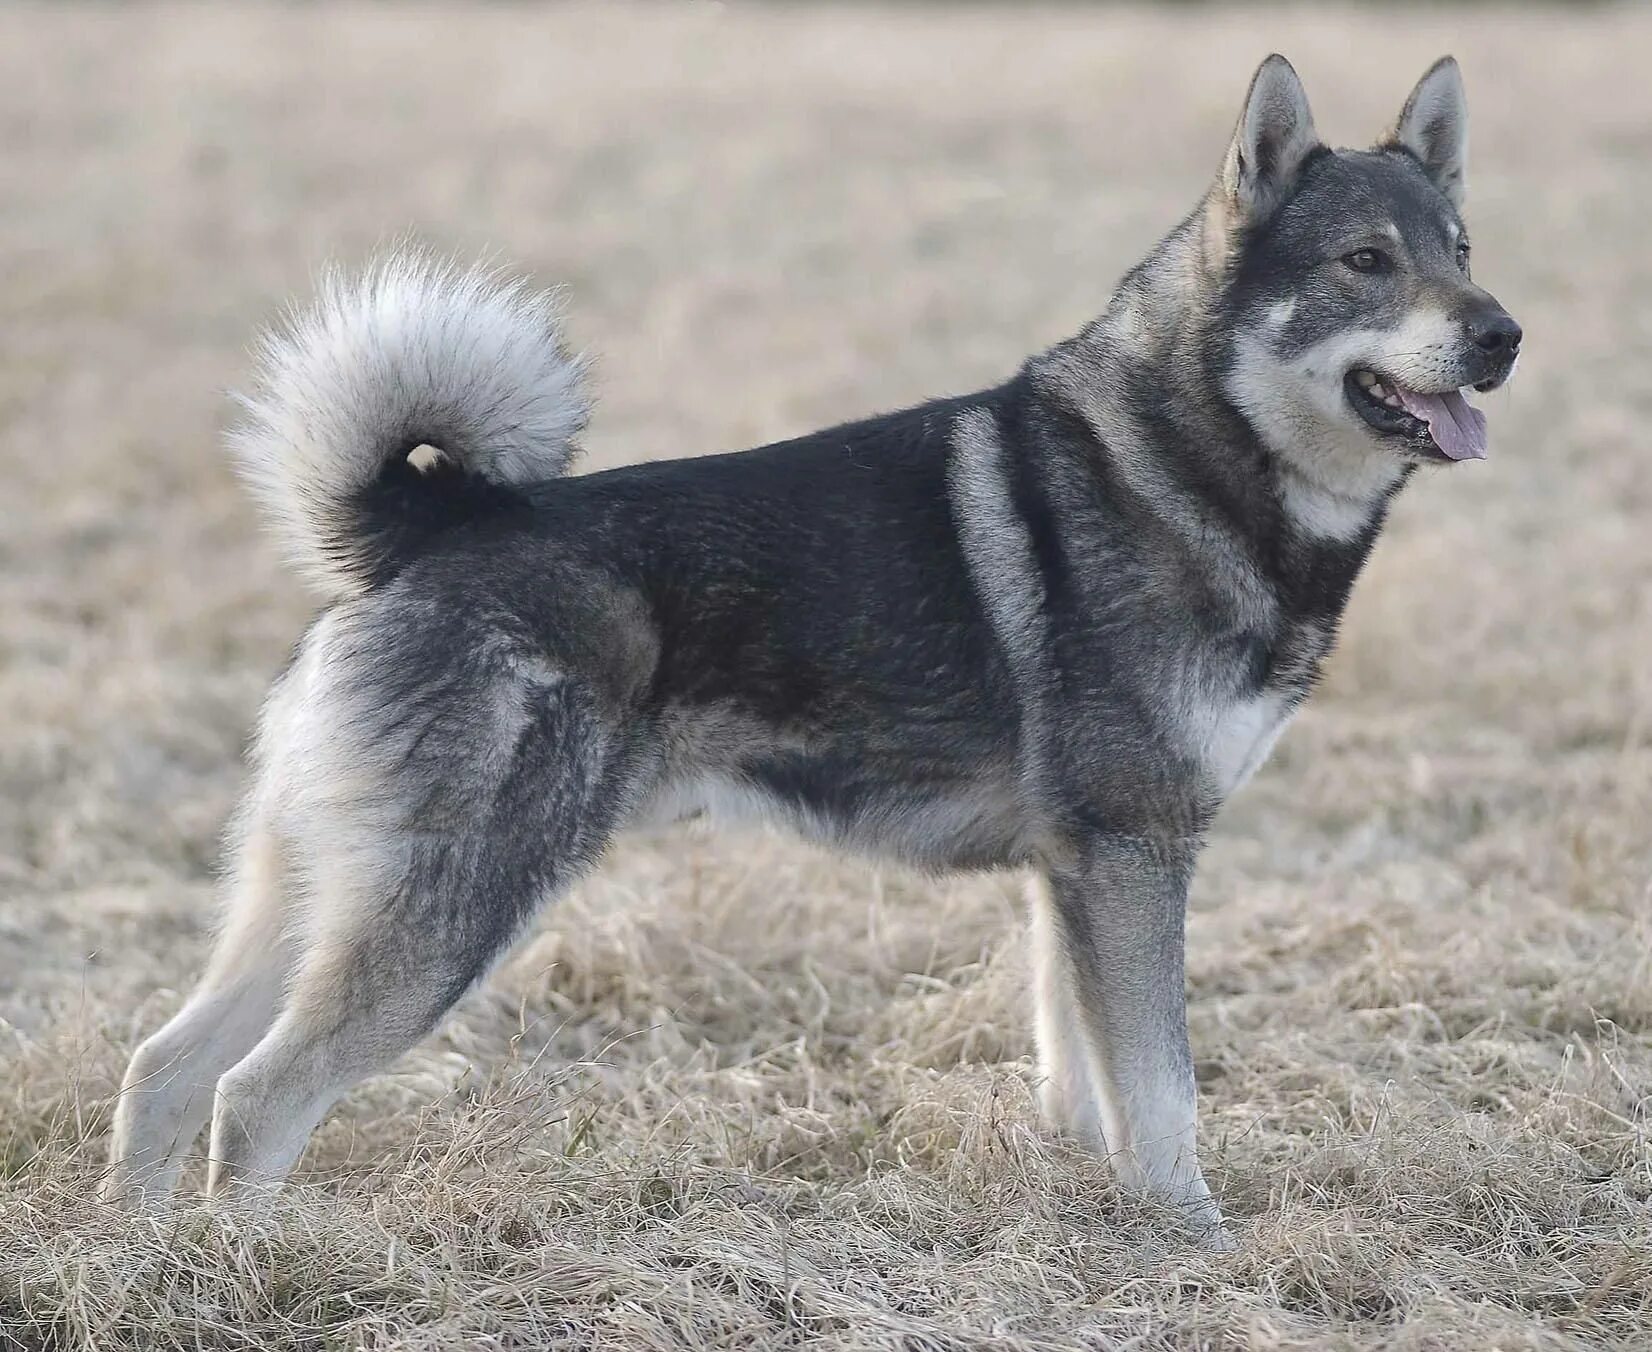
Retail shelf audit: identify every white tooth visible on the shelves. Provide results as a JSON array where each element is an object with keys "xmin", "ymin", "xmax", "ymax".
[
  {"xmin": 1368, "ymin": 382, "xmax": 1386, "ymax": 398},
  {"xmin": 1384, "ymin": 394, "xmax": 1402, "ymax": 408},
  {"xmin": 1355, "ymin": 370, "xmax": 1377, "ymax": 388}
]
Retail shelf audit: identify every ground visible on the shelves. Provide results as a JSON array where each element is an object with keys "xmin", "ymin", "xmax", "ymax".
[{"xmin": 3, "ymin": 3, "xmax": 1652, "ymax": 1349}]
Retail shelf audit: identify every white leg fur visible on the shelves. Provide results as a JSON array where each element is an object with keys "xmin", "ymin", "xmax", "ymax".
[
  {"xmin": 205, "ymin": 1014, "xmax": 366, "ymax": 1198},
  {"xmin": 1026, "ymin": 875, "xmax": 1102, "ymax": 1147},
  {"xmin": 203, "ymin": 818, "xmax": 532, "ymax": 1198},
  {"xmin": 204, "ymin": 918, "xmax": 491, "ymax": 1197},
  {"xmin": 102, "ymin": 819, "xmax": 293, "ymax": 1208}
]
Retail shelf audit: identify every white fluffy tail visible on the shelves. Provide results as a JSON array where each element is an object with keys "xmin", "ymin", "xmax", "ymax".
[{"xmin": 228, "ymin": 252, "xmax": 589, "ymax": 600}]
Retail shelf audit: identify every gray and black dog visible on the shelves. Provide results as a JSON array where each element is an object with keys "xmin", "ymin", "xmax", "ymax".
[{"xmin": 105, "ymin": 55, "xmax": 1519, "ymax": 1238}]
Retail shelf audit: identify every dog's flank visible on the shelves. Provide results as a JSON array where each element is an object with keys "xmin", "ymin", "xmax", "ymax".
[{"xmin": 106, "ymin": 54, "xmax": 1519, "ymax": 1243}]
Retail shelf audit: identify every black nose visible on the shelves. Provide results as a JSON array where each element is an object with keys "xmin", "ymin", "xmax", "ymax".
[{"xmin": 1467, "ymin": 310, "xmax": 1522, "ymax": 356}]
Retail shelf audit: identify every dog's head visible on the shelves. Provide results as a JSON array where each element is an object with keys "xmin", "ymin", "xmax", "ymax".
[{"xmin": 1212, "ymin": 55, "xmax": 1519, "ymax": 489}]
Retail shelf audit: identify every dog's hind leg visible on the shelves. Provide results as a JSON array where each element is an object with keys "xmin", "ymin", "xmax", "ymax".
[
  {"xmin": 204, "ymin": 674, "xmax": 641, "ymax": 1199},
  {"xmin": 1041, "ymin": 837, "xmax": 1225, "ymax": 1241},
  {"xmin": 102, "ymin": 808, "xmax": 295, "ymax": 1208}
]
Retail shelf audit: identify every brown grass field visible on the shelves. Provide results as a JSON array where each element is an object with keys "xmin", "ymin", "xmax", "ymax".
[{"xmin": 3, "ymin": 3, "xmax": 1652, "ymax": 1348}]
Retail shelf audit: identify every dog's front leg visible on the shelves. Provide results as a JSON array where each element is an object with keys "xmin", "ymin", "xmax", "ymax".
[{"xmin": 1033, "ymin": 835, "xmax": 1223, "ymax": 1239}]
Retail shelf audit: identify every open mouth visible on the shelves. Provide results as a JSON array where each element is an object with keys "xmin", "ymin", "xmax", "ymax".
[{"xmin": 1344, "ymin": 369, "xmax": 1488, "ymax": 461}]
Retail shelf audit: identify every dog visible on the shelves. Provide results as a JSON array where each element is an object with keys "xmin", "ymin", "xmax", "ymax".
[{"xmin": 104, "ymin": 54, "xmax": 1519, "ymax": 1239}]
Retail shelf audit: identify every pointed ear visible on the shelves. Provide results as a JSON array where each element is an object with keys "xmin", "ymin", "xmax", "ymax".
[
  {"xmin": 1220, "ymin": 55, "xmax": 1321, "ymax": 223},
  {"xmin": 1385, "ymin": 56, "xmax": 1468, "ymax": 207}
]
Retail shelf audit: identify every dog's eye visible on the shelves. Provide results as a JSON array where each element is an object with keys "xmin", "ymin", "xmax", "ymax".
[
  {"xmin": 1456, "ymin": 241, "xmax": 1472, "ymax": 273},
  {"xmin": 1342, "ymin": 248, "xmax": 1389, "ymax": 274}
]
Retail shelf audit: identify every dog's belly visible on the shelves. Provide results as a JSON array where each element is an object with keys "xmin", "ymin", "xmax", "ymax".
[{"xmin": 629, "ymin": 763, "xmax": 1030, "ymax": 872}]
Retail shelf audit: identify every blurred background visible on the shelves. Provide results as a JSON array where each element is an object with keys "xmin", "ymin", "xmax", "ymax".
[{"xmin": 3, "ymin": 5, "xmax": 1651, "ymax": 1349}]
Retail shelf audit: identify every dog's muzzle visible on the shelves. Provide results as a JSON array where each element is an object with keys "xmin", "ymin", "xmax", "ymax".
[{"xmin": 1463, "ymin": 304, "xmax": 1522, "ymax": 392}]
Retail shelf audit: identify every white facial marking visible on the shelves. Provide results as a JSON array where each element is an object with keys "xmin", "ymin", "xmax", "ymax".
[
  {"xmin": 1224, "ymin": 308, "xmax": 1469, "ymax": 529},
  {"xmin": 1267, "ymin": 297, "xmax": 1297, "ymax": 329}
]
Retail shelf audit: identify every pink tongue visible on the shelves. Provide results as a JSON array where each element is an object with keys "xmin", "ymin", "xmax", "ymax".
[{"xmin": 1392, "ymin": 386, "xmax": 1488, "ymax": 461}]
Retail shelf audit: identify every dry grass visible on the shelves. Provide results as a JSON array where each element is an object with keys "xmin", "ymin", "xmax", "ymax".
[{"xmin": 3, "ymin": 3, "xmax": 1652, "ymax": 1348}]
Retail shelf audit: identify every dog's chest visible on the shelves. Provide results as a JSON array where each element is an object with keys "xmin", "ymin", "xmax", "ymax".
[
  {"xmin": 1199, "ymin": 688, "xmax": 1299, "ymax": 799},
  {"xmin": 1191, "ymin": 623, "xmax": 1329, "ymax": 800}
]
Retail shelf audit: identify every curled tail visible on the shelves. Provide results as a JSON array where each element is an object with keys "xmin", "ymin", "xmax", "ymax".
[{"xmin": 228, "ymin": 252, "xmax": 589, "ymax": 600}]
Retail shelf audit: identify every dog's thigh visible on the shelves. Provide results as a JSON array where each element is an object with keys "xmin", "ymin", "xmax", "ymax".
[
  {"xmin": 102, "ymin": 808, "xmax": 295, "ymax": 1209},
  {"xmin": 1042, "ymin": 837, "xmax": 1222, "ymax": 1236},
  {"xmin": 205, "ymin": 675, "xmax": 642, "ymax": 1199}
]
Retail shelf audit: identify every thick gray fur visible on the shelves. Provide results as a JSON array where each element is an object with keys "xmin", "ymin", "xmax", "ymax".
[{"xmin": 105, "ymin": 56, "xmax": 1520, "ymax": 1244}]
